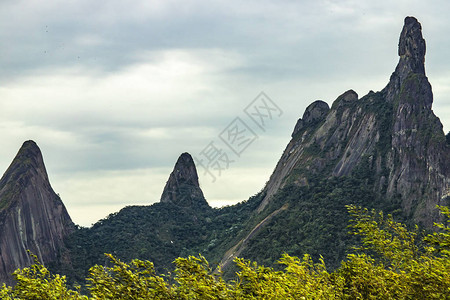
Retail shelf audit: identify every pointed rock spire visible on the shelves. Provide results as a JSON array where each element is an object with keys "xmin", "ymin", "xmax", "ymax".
[
  {"xmin": 0, "ymin": 141, "xmax": 74, "ymax": 284},
  {"xmin": 397, "ymin": 16, "xmax": 426, "ymax": 78},
  {"xmin": 0, "ymin": 140, "xmax": 49, "ymax": 191},
  {"xmin": 385, "ymin": 17, "xmax": 428, "ymax": 102},
  {"xmin": 160, "ymin": 152, "xmax": 209, "ymax": 208},
  {"xmin": 258, "ymin": 17, "xmax": 448, "ymax": 228}
]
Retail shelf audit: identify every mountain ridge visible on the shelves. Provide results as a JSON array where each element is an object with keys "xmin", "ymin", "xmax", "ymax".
[
  {"xmin": 255, "ymin": 16, "xmax": 449, "ymax": 227},
  {"xmin": 213, "ymin": 16, "xmax": 449, "ymax": 272}
]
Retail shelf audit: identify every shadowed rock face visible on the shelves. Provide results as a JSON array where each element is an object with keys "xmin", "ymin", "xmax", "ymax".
[
  {"xmin": 0, "ymin": 141, "xmax": 74, "ymax": 284},
  {"xmin": 381, "ymin": 17, "xmax": 448, "ymax": 224},
  {"xmin": 160, "ymin": 153, "xmax": 209, "ymax": 208},
  {"xmin": 397, "ymin": 16, "xmax": 426, "ymax": 80},
  {"xmin": 257, "ymin": 17, "xmax": 449, "ymax": 226}
]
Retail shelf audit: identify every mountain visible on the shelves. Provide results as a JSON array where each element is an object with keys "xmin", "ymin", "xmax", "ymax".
[
  {"xmin": 258, "ymin": 16, "xmax": 449, "ymax": 227},
  {"xmin": 54, "ymin": 152, "xmax": 261, "ymax": 284},
  {"xmin": 59, "ymin": 16, "xmax": 449, "ymax": 281},
  {"xmin": 216, "ymin": 16, "xmax": 450, "ymax": 271},
  {"xmin": 160, "ymin": 152, "xmax": 209, "ymax": 208},
  {"xmin": 0, "ymin": 141, "xmax": 74, "ymax": 284},
  {"xmin": 54, "ymin": 152, "xmax": 218, "ymax": 283},
  {"xmin": 2, "ymin": 16, "xmax": 449, "ymax": 285}
]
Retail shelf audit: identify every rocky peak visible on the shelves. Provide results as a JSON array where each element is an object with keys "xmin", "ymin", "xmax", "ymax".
[
  {"xmin": 339, "ymin": 90, "xmax": 358, "ymax": 102},
  {"xmin": 398, "ymin": 16, "xmax": 426, "ymax": 76},
  {"xmin": 160, "ymin": 153, "xmax": 208, "ymax": 208},
  {"xmin": 303, "ymin": 100, "xmax": 330, "ymax": 124},
  {"xmin": 257, "ymin": 17, "xmax": 449, "ymax": 227},
  {"xmin": 332, "ymin": 90, "xmax": 359, "ymax": 109},
  {"xmin": 382, "ymin": 17, "xmax": 446, "ymax": 223},
  {"xmin": 385, "ymin": 17, "xmax": 427, "ymax": 102},
  {"xmin": 0, "ymin": 141, "xmax": 48, "ymax": 192},
  {"xmin": 0, "ymin": 141, "xmax": 74, "ymax": 284},
  {"xmin": 292, "ymin": 100, "xmax": 330, "ymax": 137}
]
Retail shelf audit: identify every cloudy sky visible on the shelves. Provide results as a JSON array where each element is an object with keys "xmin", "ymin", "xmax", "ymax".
[{"xmin": 1, "ymin": 0, "xmax": 449, "ymax": 226}]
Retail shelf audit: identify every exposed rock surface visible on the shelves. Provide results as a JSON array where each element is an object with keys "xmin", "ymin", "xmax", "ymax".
[
  {"xmin": 0, "ymin": 141, "xmax": 74, "ymax": 284},
  {"xmin": 257, "ymin": 17, "xmax": 449, "ymax": 227},
  {"xmin": 292, "ymin": 100, "xmax": 330, "ymax": 137},
  {"xmin": 160, "ymin": 153, "xmax": 209, "ymax": 208}
]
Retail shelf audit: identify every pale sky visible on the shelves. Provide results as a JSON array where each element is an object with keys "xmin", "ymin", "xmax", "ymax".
[{"xmin": 1, "ymin": 0, "xmax": 449, "ymax": 226}]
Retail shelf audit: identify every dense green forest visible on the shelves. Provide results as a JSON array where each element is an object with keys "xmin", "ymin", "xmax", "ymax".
[
  {"xmin": 52, "ymin": 157, "xmax": 406, "ymax": 285},
  {"xmin": 50, "ymin": 194, "xmax": 262, "ymax": 285},
  {"xmin": 2, "ymin": 205, "xmax": 449, "ymax": 299}
]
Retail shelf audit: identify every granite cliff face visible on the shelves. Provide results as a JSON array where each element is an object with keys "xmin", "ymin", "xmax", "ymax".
[
  {"xmin": 160, "ymin": 152, "xmax": 209, "ymax": 208},
  {"xmin": 0, "ymin": 141, "xmax": 74, "ymax": 284},
  {"xmin": 257, "ymin": 17, "xmax": 449, "ymax": 227}
]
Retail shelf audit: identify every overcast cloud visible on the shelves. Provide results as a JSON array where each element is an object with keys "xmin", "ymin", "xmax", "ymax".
[{"xmin": 1, "ymin": 0, "xmax": 449, "ymax": 226}]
